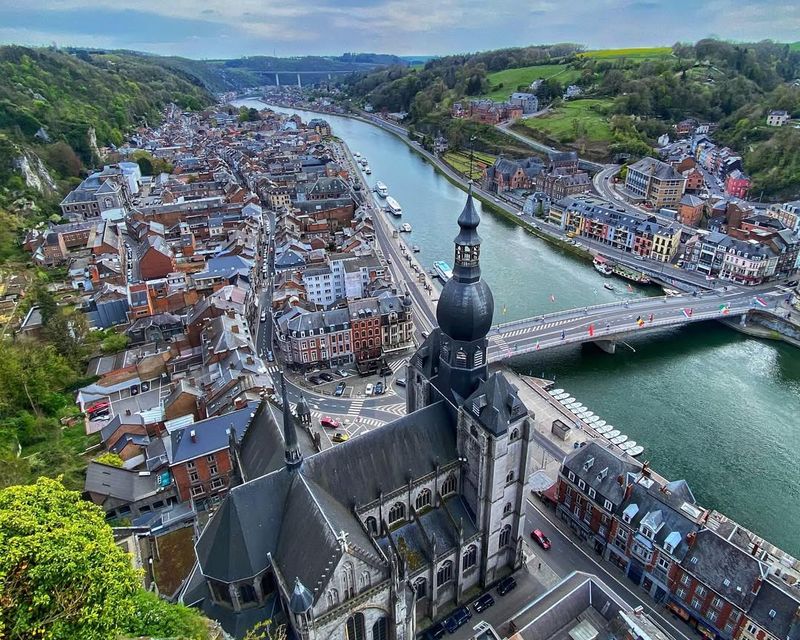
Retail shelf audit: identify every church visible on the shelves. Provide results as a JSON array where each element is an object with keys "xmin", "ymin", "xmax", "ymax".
[{"xmin": 183, "ymin": 189, "xmax": 535, "ymax": 640}]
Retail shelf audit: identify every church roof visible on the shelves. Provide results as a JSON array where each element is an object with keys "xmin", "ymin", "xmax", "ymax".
[{"xmin": 463, "ymin": 372, "xmax": 525, "ymax": 436}]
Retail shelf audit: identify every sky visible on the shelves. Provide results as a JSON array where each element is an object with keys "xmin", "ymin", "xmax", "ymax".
[{"xmin": 0, "ymin": 0, "xmax": 798, "ymax": 59}]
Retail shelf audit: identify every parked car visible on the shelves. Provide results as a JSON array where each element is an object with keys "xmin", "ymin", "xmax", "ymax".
[
  {"xmin": 334, "ymin": 382, "xmax": 346, "ymax": 397},
  {"xmin": 320, "ymin": 416, "xmax": 341, "ymax": 429},
  {"xmin": 379, "ymin": 365, "xmax": 392, "ymax": 377},
  {"xmin": 473, "ymin": 592, "xmax": 495, "ymax": 613},
  {"xmin": 308, "ymin": 376, "xmax": 323, "ymax": 385},
  {"xmin": 87, "ymin": 400, "xmax": 110, "ymax": 414},
  {"xmin": 443, "ymin": 607, "xmax": 472, "ymax": 634},
  {"xmin": 319, "ymin": 372, "xmax": 335, "ymax": 382},
  {"xmin": 365, "ymin": 383, "xmax": 374, "ymax": 396},
  {"xmin": 496, "ymin": 576, "xmax": 517, "ymax": 596},
  {"xmin": 424, "ymin": 623, "xmax": 446, "ymax": 640},
  {"xmin": 336, "ymin": 369, "xmax": 349, "ymax": 378},
  {"xmin": 266, "ymin": 350, "xmax": 275, "ymax": 362},
  {"xmin": 530, "ymin": 529, "xmax": 551, "ymax": 550},
  {"xmin": 395, "ymin": 378, "xmax": 406, "ymax": 387},
  {"xmin": 374, "ymin": 382, "xmax": 384, "ymax": 395},
  {"xmin": 332, "ymin": 433, "xmax": 349, "ymax": 443}
]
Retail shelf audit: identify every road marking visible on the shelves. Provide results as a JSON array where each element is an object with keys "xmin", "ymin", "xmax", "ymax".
[{"xmin": 526, "ymin": 499, "xmax": 694, "ymax": 640}]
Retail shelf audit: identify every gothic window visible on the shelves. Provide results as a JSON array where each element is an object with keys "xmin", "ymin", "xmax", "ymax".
[
  {"xmin": 388, "ymin": 501, "xmax": 405, "ymax": 524},
  {"xmin": 437, "ymin": 560, "xmax": 453, "ymax": 586},
  {"xmin": 510, "ymin": 428, "xmax": 520, "ymax": 441},
  {"xmin": 414, "ymin": 577, "xmax": 427, "ymax": 599},
  {"xmin": 360, "ymin": 571, "xmax": 371, "ymax": 590},
  {"xmin": 346, "ymin": 612, "xmax": 366, "ymax": 640},
  {"xmin": 503, "ymin": 502, "xmax": 512, "ymax": 516},
  {"xmin": 372, "ymin": 617, "xmax": 388, "ymax": 640},
  {"xmin": 343, "ymin": 562, "xmax": 355, "ymax": 599},
  {"xmin": 365, "ymin": 516, "xmax": 378, "ymax": 536},
  {"xmin": 239, "ymin": 583, "xmax": 258, "ymax": 605},
  {"xmin": 506, "ymin": 469, "xmax": 515, "ymax": 483},
  {"xmin": 259, "ymin": 572, "xmax": 275, "ymax": 596},
  {"xmin": 210, "ymin": 579, "xmax": 232, "ymax": 606},
  {"xmin": 462, "ymin": 544, "xmax": 477, "ymax": 570},
  {"xmin": 441, "ymin": 474, "xmax": 457, "ymax": 496},
  {"xmin": 499, "ymin": 525, "xmax": 512, "ymax": 548},
  {"xmin": 415, "ymin": 488, "xmax": 431, "ymax": 510},
  {"xmin": 327, "ymin": 588, "xmax": 339, "ymax": 607}
]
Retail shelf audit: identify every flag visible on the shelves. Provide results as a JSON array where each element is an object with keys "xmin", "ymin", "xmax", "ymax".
[
  {"xmin": 719, "ymin": 304, "xmax": 730, "ymax": 315},
  {"xmin": 636, "ymin": 316, "xmax": 645, "ymax": 327},
  {"xmin": 682, "ymin": 308, "xmax": 693, "ymax": 318},
  {"xmin": 502, "ymin": 304, "xmax": 507, "ymax": 315},
  {"xmin": 588, "ymin": 324, "xmax": 595, "ymax": 337},
  {"xmin": 535, "ymin": 341, "xmax": 541, "ymax": 351},
  {"xmin": 754, "ymin": 297, "xmax": 768, "ymax": 308},
  {"xmin": 550, "ymin": 294, "xmax": 556, "ymax": 303},
  {"xmin": 627, "ymin": 284, "xmax": 633, "ymax": 292}
]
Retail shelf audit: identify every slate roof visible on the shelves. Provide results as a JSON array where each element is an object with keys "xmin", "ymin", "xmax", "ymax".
[
  {"xmin": 463, "ymin": 372, "xmax": 526, "ymax": 436},
  {"xmin": 563, "ymin": 441, "xmax": 642, "ymax": 506},
  {"xmin": 747, "ymin": 581, "xmax": 800, "ymax": 639},
  {"xmin": 629, "ymin": 157, "xmax": 685, "ymax": 182},
  {"xmin": 682, "ymin": 529, "xmax": 767, "ymax": 610},
  {"xmin": 168, "ymin": 401, "xmax": 257, "ymax": 464},
  {"xmin": 84, "ymin": 461, "xmax": 160, "ymax": 503}
]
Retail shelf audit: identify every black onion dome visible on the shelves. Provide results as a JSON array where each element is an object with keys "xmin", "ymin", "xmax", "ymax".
[{"xmin": 436, "ymin": 276, "xmax": 494, "ymax": 342}]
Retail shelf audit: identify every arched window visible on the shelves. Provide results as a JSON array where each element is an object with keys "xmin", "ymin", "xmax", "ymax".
[
  {"xmin": 239, "ymin": 582, "xmax": 257, "ymax": 605},
  {"xmin": 327, "ymin": 588, "xmax": 339, "ymax": 607},
  {"xmin": 360, "ymin": 571, "xmax": 371, "ymax": 590},
  {"xmin": 462, "ymin": 544, "xmax": 477, "ymax": 570},
  {"xmin": 437, "ymin": 560, "xmax": 453, "ymax": 586},
  {"xmin": 415, "ymin": 488, "xmax": 431, "ymax": 510},
  {"xmin": 441, "ymin": 474, "xmax": 457, "ymax": 496},
  {"xmin": 259, "ymin": 571, "xmax": 274, "ymax": 596},
  {"xmin": 506, "ymin": 469, "xmax": 515, "ymax": 483},
  {"xmin": 455, "ymin": 348, "xmax": 467, "ymax": 365},
  {"xmin": 343, "ymin": 562, "xmax": 355, "ymax": 599},
  {"xmin": 210, "ymin": 579, "xmax": 232, "ymax": 606},
  {"xmin": 388, "ymin": 501, "xmax": 405, "ymax": 524},
  {"xmin": 510, "ymin": 428, "xmax": 520, "ymax": 441},
  {"xmin": 365, "ymin": 516, "xmax": 378, "ymax": 536},
  {"xmin": 346, "ymin": 612, "xmax": 366, "ymax": 640},
  {"xmin": 372, "ymin": 617, "xmax": 388, "ymax": 640},
  {"xmin": 503, "ymin": 502, "xmax": 512, "ymax": 516},
  {"xmin": 500, "ymin": 525, "xmax": 512, "ymax": 548},
  {"xmin": 414, "ymin": 577, "xmax": 427, "ymax": 599}
]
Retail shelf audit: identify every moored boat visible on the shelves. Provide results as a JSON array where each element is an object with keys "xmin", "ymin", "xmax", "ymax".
[
  {"xmin": 593, "ymin": 255, "xmax": 614, "ymax": 275},
  {"xmin": 375, "ymin": 181, "xmax": 389, "ymax": 197},
  {"xmin": 610, "ymin": 434, "xmax": 628, "ymax": 445},
  {"xmin": 399, "ymin": 223, "xmax": 412, "ymax": 232},
  {"xmin": 619, "ymin": 440, "xmax": 637, "ymax": 451},
  {"xmin": 628, "ymin": 445, "xmax": 644, "ymax": 457},
  {"xmin": 433, "ymin": 260, "xmax": 454, "ymax": 282},
  {"xmin": 605, "ymin": 429, "xmax": 621, "ymax": 439},
  {"xmin": 386, "ymin": 196, "xmax": 402, "ymax": 216}
]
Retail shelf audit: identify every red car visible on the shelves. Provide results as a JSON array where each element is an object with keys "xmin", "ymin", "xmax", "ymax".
[
  {"xmin": 87, "ymin": 400, "xmax": 109, "ymax": 414},
  {"xmin": 320, "ymin": 416, "xmax": 341, "ymax": 429},
  {"xmin": 531, "ymin": 529, "xmax": 551, "ymax": 550}
]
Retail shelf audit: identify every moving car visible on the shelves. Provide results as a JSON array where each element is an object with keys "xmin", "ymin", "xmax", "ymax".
[
  {"xmin": 496, "ymin": 576, "xmax": 517, "ymax": 596},
  {"xmin": 473, "ymin": 593, "xmax": 495, "ymax": 613},
  {"xmin": 319, "ymin": 373, "xmax": 335, "ymax": 382},
  {"xmin": 320, "ymin": 416, "xmax": 341, "ymax": 429},
  {"xmin": 443, "ymin": 607, "xmax": 472, "ymax": 634},
  {"xmin": 374, "ymin": 382, "xmax": 384, "ymax": 395},
  {"xmin": 365, "ymin": 383, "xmax": 374, "ymax": 396},
  {"xmin": 395, "ymin": 378, "xmax": 406, "ymax": 387},
  {"xmin": 261, "ymin": 311, "xmax": 268, "ymax": 322},
  {"xmin": 530, "ymin": 529, "xmax": 551, "ymax": 550},
  {"xmin": 334, "ymin": 382, "xmax": 346, "ymax": 397},
  {"xmin": 266, "ymin": 350, "xmax": 275, "ymax": 362},
  {"xmin": 332, "ymin": 433, "xmax": 349, "ymax": 443}
]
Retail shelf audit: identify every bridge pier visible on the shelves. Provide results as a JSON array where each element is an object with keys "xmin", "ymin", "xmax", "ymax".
[
  {"xmin": 297, "ymin": 73, "xmax": 302, "ymax": 88},
  {"xmin": 592, "ymin": 340, "xmax": 617, "ymax": 354},
  {"xmin": 275, "ymin": 73, "xmax": 280, "ymax": 87}
]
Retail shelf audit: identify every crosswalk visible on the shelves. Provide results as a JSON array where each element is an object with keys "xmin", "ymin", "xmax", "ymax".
[{"xmin": 493, "ymin": 318, "xmax": 572, "ymax": 339}]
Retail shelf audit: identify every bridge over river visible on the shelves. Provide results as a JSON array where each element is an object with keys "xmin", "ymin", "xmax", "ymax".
[{"xmin": 487, "ymin": 287, "xmax": 781, "ymax": 360}]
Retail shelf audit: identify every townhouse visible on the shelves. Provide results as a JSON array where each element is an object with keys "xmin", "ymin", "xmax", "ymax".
[{"xmin": 624, "ymin": 157, "xmax": 687, "ymax": 208}]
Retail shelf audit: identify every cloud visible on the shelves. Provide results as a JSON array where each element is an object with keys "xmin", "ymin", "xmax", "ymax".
[{"xmin": 0, "ymin": 0, "xmax": 796, "ymax": 58}]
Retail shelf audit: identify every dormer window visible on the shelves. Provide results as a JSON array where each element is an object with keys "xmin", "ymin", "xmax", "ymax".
[
  {"xmin": 567, "ymin": 471, "xmax": 575, "ymax": 482},
  {"xmin": 641, "ymin": 525, "xmax": 655, "ymax": 540},
  {"xmin": 583, "ymin": 457, "xmax": 595, "ymax": 472},
  {"xmin": 596, "ymin": 467, "xmax": 608, "ymax": 482}
]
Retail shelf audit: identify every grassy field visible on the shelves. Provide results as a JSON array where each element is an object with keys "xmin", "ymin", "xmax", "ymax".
[
  {"xmin": 516, "ymin": 99, "xmax": 613, "ymax": 142},
  {"xmin": 790, "ymin": 42, "xmax": 800, "ymax": 51},
  {"xmin": 443, "ymin": 150, "xmax": 496, "ymax": 180},
  {"xmin": 580, "ymin": 47, "xmax": 673, "ymax": 60},
  {"xmin": 483, "ymin": 64, "xmax": 581, "ymax": 100}
]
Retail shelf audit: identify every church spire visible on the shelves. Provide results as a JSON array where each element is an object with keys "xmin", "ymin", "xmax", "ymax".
[
  {"xmin": 280, "ymin": 372, "xmax": 303, "ymax": 470},
  {"xmin": 452, "ymin": 181, "xmax": 482, "ymax": 283}
]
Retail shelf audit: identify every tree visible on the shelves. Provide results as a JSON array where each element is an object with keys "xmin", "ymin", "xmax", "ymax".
[
  {"xmin": 0, "ymin": 478, "xmax": 209, "ymax": 640},
  {"xmin": 101, "ymin": 332, "xmax": 129, "ymax": 354},
  {"xmin": 0, "ymin": 477, "xmax": 140, "ymax": 639},
  {"xmin": 43, "ymin": 142, "xmax": 82, "ymax": 178},
  {"xmin": 94, "ymin": 452, "xmax": 123, "ymax": 467}
]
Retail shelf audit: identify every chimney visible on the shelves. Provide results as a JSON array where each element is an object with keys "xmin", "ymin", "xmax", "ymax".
[
  {"xmin": 190, "ymin": 429, "xmax": 197, "ymax": 443},
  {"xmin": 624, "ymin": 482, "xmax": 634, "ymax": 501},
  {"xmin": 686, "ymin": 531, "xmax": 697, "ymax": 547}
]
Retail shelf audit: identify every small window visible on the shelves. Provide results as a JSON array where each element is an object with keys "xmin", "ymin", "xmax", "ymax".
[
  {"xmin": 681, "ymin": 573, "xmax": 691, "ymax": 586},
  {"xmin": 695, "ymin": 585, "xmax": 706, "ymax": 598},
  {"xmin": 462, "ymin": 544, "xmax": 477, "ymax": 569},
  {"xmin": 191, "ymin": 485, "xmax": 205, "ymax": 497},
  {"xmin": 415, "ymin": 488, "xmax": 431, "ymax": 511},
  {"xmin": 506, "ymin": 469, "xmax": 515, "ymax": 483},
  {"xmin": 365, "ymin": 516, "xmax": 378, "ymax": 536},
  {"xmin": 604, "ymin": 499, "xmax": 613, "ymax": 511},
  {"xmin": 510, "ymin": 428, "xmax": 519, "ymax": 441},
  {"xmin": 567, "ymin": 471, "xmax": 575, "ymax": 482},
  {"xmin": 437, "ymin": 561, "xmax": 453, "ymax": 586},
  {"xmin": 578, "ymin": 479, "xmax": 586, "ymax": 490},
  {"xmin": 388, "ymin": 502, "xmax": 405, "ymax": 524},
  {"xmin": 210, "ymin": 478, "xmax": 225, "ymax": 490},
  {"xmin": 441, "ymin": 474, "xmax": 457, "ymax": 496},
  {"xmin": 414, "ymin": 577, "xmax": 427, "ymax": 599},
  {"xmin": 499, "ymin": 524, "xmax": 512, "ymax": 548},
  {"xmin": 588, "ymin": 488, "xmax": 596, "ymax": 499},
  {"xmin": 503, "ymin": 502, "xmax": 512, "ymax": 516}
]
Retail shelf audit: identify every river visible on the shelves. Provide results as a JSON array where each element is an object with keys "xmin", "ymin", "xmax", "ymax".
[{"xmin": 236, "ymin": 99, "xmax": 800, "ymax": 556}]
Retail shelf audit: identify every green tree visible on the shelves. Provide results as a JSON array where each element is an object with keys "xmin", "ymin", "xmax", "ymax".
[
  {"xmin": 101, "ymin": 332, "xmax": 129, "ymax": 354},
  {"xmin": 94, "ymin": 452, "xmax": 123, "ymax": 467},
  {"xmin": 0, "ymin": 478, "xmax": 210, "ymax": 640}
]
